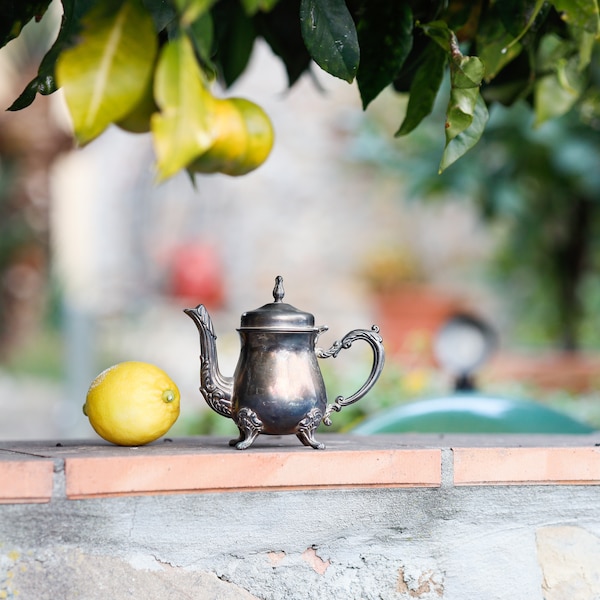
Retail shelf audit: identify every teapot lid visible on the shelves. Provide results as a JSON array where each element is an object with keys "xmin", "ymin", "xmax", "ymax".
[{"xmin": 239, "ymin": 276, "xmax": 316, "ymax": 330}]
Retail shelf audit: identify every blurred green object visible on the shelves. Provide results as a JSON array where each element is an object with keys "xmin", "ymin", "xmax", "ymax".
[{"xmin": 351, "ymin": 392, "xmax": 595, "ymax": 434}]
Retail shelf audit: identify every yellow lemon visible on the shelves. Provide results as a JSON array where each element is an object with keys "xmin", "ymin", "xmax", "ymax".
[{"xmin": 83, "ymin": 361, "xmax": 180, "ymax": 446}]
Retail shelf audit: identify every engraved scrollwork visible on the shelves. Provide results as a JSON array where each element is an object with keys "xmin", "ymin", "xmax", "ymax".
[
  {"xmin": 296, "ymin": 407, "xmax": 325, "ymax": 449},
  {"xmin": 297, "ymin": 406, "xmax": 323, "ymax": 430},
  {"xmin": 230, "ymin": 407, "xmax": 264, "ymax": 450},
  {"xmin": 199, "ymin": 354, "xmax": 233, "ymax": 418},
  {"xmin": 184, "ymin": 304, "xmax": 234, "ymax": 420},
  {"xmin": 315, "ymin": 339, "xmax": 344, "ymax": 359},
  {"xmin": 318, "ymin": 325, "xmax": 385, "ymax": 426}
]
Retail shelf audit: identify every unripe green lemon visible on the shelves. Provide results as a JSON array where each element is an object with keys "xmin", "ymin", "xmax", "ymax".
[
  {"xmin": 225, "ymin": 97, "xmax": 274, "ymax": 176},
  {"xmin": 189, "ymin": 97, "xmax": 274, "ymax": 176},
  {"xmin": 189, "ymin": 97, "xmax": 248, "ymax": 174}
]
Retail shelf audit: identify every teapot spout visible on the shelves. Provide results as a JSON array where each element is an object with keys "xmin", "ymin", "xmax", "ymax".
[{"xmin": 184, "ymin": 305, "xmax": 234, "ymax": 419}]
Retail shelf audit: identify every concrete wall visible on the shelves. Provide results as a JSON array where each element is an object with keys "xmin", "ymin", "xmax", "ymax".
[
  {"xmin": 1, "ymin": 435, "xmax": 600, "ymax": 599},
  {"xmin": 2, "ymin": 486, "xmax": 600, "ymax": 599}
]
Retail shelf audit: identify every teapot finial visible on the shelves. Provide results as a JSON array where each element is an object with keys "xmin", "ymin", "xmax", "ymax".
[{"xmin": 273, "ymin": 276, "xmax": 284, "ymax": 303}]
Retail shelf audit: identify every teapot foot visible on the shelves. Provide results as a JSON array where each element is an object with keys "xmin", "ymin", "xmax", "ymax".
[
  {"xmin": 230, "ymin": 407, "xmax": 263, "ymax": 450},
  {"xmin": 230, "ymin": 431, "xmax": 259, "ymax": 450},
  {"xmin": 229, "ymin": 406, "xmax": 326, "ymax": 450},
  {"xmin": 296, "ymin": 430, "xmax": 325, "ymax": 450},
  {"xmin": 296, "ymin": 407, "xmax": 325, "ymax": 449}
]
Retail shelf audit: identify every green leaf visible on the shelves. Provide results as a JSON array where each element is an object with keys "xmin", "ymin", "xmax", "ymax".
[
  {"xmin": 356, "ymin": 2, "xmax": 413, "ymax": 109},
  {"xmin": 8, "ymin": 79, "xmax": 49, "ymax": 111},
  {"xmin": 580, "ymin": 88, "xmax": 600, "ymax": 126},
  {"xmin": 452, "ymin": 54, "xmax": 486, "ymax": 89},
  {"xmin": 550, "ymin": 0, "xmax": 600, "ymax": 35},
  {"xmin": 115, "ymin": 70, "xmax": 158, "ymax": 133},
  {"xmin": 419, "ymin": 20, "xmax": 454, "ymax": 53},
  {"xmin": 533, "ymin": 33, "xmax": 587, "ymax": 125},
  {"xmin": 56, "ymin": 0, "xmax": 158, "ymax": 145},
  {"xmin": 417, "ymin": 20, "xmax": 486, "ymax": 143},
  {"xmin": 439, "ymin": 93, "xmax": 489, "ymax": 172},
  {"xmin": 253, "ymin": 0, "xmax": 310, "ymax": 86},
  {"xmin": 8, "ymin": 0, "xmax": 97, "ymax": 111},
  {"xmin": 142, "ymin": 0, "xmax": 177, "ymax": 30},
  {"xmin": 0, "ymin": 0, "xmax": 52, "ymax": 49},
  {"xmin": 212, "ymin": 0, "xmax": 257, "ymax": 86},
  {"xmin": 534, "ymin": 58, "xmax": 587, "ymax": 125},
  {"xmin": 500, "ymin": 0, "xmax": 547, "ymax": 53},
  {"xmin": 241, "ymin": 0, "xmax": 280, "ymax": 15},
  {"xmin": 187, "ymin": 10, "xmax": 214, "ymax": 63},
  {"xmin": 175, "ymin": 0, "xmax": 216, "ymax": 27},
  {"xmin": 418, "ymin": 22, "xmax": 489, "ymax": 171},
  {"xmin": 395, "ymin": 41, "xmax": 446, "ymax": 136},
  {"xmin": 573, "ymin": 27, "xmax": 596, "ymax": 71},
  {"xmin": 536, "ymin": 32, "xmax": 571, "ymax": 71},
  {"xmin": 300, "ymin": 0, "xmax": 359, "ymax": 83},
  {"xmin": 475, "ymin": 10, "xmax": 523, "ymax": 82},
  {"xmin": 446, "ymin": 55, "xmax": 485, "ymax": 140},
  {"xmin": 151, "ymin": 34, "xmax": 216, "ymax": 181}
]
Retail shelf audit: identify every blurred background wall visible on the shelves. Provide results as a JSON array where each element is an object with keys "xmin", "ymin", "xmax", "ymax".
[{"xmin": 1, "ymin": 4, "xmax": 599, "ymax": 440}]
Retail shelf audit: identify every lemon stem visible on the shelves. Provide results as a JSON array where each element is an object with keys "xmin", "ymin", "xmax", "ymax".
[{"xmin": 162, "ymin": 390, "xmax": 175, "ymax": 403}]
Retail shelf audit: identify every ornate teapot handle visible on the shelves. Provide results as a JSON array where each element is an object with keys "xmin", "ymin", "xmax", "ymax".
[{"xmin": 316, "ymin": 326, "xmax": 385, "ymax": 426}]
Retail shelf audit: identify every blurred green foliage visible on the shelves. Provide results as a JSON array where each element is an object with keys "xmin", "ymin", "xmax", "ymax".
[
  {"xmin": 347, "ymin": 93, "xmax": 600, "ymax": 351},
  {"xmin": 2, "ymin": 325, "xmax": 64, "ymax": 380},
  {"xmin": 3, "ymin": 1, "xmax": 600, "ymax": 177}
]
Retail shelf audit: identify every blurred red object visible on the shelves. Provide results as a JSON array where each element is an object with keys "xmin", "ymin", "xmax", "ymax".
[
  {"xmin": 167, "ymin": 243, "xmax": 225, "ymax": 309},
  {"xmin": 373, "ymin": 284, "xmax": 466, "ymax": 365}
]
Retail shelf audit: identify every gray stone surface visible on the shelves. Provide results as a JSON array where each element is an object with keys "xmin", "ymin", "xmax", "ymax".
[
  {"xmin": 2, "ymin": 548, "xmax": 259, "ymax": 600},
  {"xmin": 537, "ymin": 525, "xmax": 600, "ymax": 600}
]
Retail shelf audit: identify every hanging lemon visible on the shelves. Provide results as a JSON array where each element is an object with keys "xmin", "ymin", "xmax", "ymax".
[
  {"xmin": 189, "ymin": 96, "xmax": 274, "ymax": 176},
  {"xmin": 83, "ymin": 361, "xmax": 180, "ymax": 446}
]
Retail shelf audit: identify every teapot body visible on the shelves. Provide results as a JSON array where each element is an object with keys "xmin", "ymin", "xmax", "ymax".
[
  {"xmin": 232, "ymin": 329, "xmax": 327, "ymax": 442},
  {"xmin": 185, "ymin": 276, "xmax": 385, "ymax": 450}
]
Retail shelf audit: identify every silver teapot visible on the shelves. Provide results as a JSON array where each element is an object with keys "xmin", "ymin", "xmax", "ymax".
[{"xmin": 184, "ymin": 276, "xmax": 384, "ymax": 449}]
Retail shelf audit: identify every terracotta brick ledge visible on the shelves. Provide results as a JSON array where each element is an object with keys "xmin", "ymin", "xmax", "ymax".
[{"xmin": 1, "ymin": 433, "xmax": 599, "ymax": 503}]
